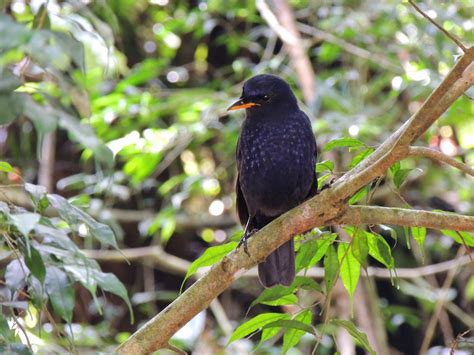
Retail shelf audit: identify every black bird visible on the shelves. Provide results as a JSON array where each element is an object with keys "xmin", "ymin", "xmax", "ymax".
[{"xmin": 228, "ymin": 74, "xmax": 318, "ymax": 288}]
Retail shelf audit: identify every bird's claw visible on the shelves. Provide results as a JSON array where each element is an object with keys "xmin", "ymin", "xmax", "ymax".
[
  {"xmin": 238, "ymin": 228, "xmax": 258, "ymax": 257},
  {"xmin": 320, "ymin": 177, "xmax": 336, "ymax": 192}
]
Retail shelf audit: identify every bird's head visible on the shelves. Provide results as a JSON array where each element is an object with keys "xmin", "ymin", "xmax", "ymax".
[{"xmin": 227, "ymin": 74, "xmax": 297, "ymax": 112}]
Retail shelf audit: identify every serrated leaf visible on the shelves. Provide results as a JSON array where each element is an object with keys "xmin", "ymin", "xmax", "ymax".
[
  {"xmin": 411, "ymin": 227, "xmax": 426, "ymax": 259},
  {"xmin": 10, "ymin": 213, "xmax": 40, "ymax": 237},
  {"xmin": 393, "ymin": 168, "xmax": 412, "ymax": 188},
  {"xmin": 0, "ymin": 161, "xmax": 14, "ymax": 173},
  {"xmin": 331, "ymin": 319, "xmax": 375, "ymax": 354},
  {"xmin": 338, "ymin": 244, "xmax": 360, "ymax": 297},
  {"xmin": 228, "ymin": 312, "xmax": 289, "ymax": 344},
  {"xmin": 283, "ymin": 310, "xmax": 313, "ymax": 353},
  {"xmin": 47, "ymin": 194, "xmax": 117, "ymax": 248},
  {"xmin": 324, "ymin": 245, "xmax": 339, "ymax": 293},
  {"xmin": 366, "ymin": 232, "xmax": 394, "ymax": 269},
  {"xmin": 323, "ymin": 137, "xmax": 365, "ymax": 152},
  {"xmin": 23, "ymin": 245, "xmax": 46, "ymax": 284},
  {"xmin": 315, "ymin": 160, "xmax": 334, "ymax": 173},
  {"xmin": 183, "ymin": 242, "xmax": 237, "ymax": 284},
  {"xmin": 45, "ymin": 266, "xmax": 74, "ymax": 323}
]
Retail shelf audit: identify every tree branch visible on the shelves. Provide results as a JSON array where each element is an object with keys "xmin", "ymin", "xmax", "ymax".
[
  {"xmin": 117, "ymin": 47, "xmax": 474, "ymax": 354},
  {"xmin": 407, "ymin": 146, "xmax": 474, "ymax": 177},
  {"xmin": 339, "ymin": 206, "xmax": 474, "ymax": 232}
]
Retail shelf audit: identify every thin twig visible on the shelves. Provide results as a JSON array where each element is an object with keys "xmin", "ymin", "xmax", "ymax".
[
  {"xmin": 408, "ymin": 0, "xmax": 467, "ymax": 53},
  {"xmin": 419, "ymin": 247, "xmax": 466, "ymax": 353},
  {"xmin": 408, "ymin": 146, "xmax": 474, "ymax": 177}
]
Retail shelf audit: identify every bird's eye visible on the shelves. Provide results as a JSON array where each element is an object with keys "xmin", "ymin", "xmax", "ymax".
[{"xmin": 262, "ymin": 95, "xmax": 270, "ymax": 101}]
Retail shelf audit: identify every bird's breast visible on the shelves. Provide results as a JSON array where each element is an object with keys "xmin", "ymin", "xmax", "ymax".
[{"xmin": 238, "ymin": 121, "xmax": 315, "ymax": 216}]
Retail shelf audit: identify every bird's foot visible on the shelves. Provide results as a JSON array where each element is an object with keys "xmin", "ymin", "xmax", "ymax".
[
  {"xmin": 238, "ymin": 228, "xmax": 258, "ymax": 257},
  {"xmin": 320, "ymin": 177, "xmax": 336, "ymax": 192}
]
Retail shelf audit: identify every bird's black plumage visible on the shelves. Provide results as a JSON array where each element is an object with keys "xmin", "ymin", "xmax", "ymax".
[{"xmin": 230, "ymin": 74, "xmax": 318, "ymax": 287}]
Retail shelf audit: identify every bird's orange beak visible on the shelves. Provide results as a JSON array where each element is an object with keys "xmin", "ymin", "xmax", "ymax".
[{"xmin": 227, "ymin": 99, "xmax": 259, "ymax": 111}]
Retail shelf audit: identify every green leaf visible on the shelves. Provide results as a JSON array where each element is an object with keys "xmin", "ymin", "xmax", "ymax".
[
  {"xmin": 0, "ymin": 69, "xmax": 21, "ymax": 93},
  {"xmin": 0, "ymin": 14, "xmax": 32, "ymax": 52},
  {"xmin": 282, "ymin": 310, "xmax": 313, "ymax": 353},
  {"xmin": 441, "ymin": 230, "xmax": 474, "ymax": 247},
  {"xmin": 351, "ymin": 228, "xmax": 368, "ymax": 267},
  {"xmin": 228, "ymin": 312, "xmax": 289, "ymax": 344},
  {"xmin": 45, "ymin": 266, "xmax": 75, "ymax": 323},
  {"xmin": 0, "ymin": 161, "xmax": 14, "ymax": 173},
  {"xmin": 251, "ymin": 285, "xmax": 294, "ymax": 308},
  {"xmin": 389, "ymin": 161, "xmax": 401, "ymax": 177},
  {"xmin": 323, "ymin": 137, "xmax": 365, "ymax": 152},
  {"xmin": 92, "ymin": 270, "xmax": 134, "ymax": 323},
  {"xmin": 338, "ymin": 243, "xmax": 360, "ymax": 297},
  {"xmin": 24, "ymin": 183, "xmax": 49, "ymax": 212},
  {"xmin": 324, "ymin": 245, "xmax": 339, "ymax": 293},
  {"xmin": 366, "ymin": 232, "xmax": 394, "ymax": 269},
  {"xmin": 264, "ymin": 318, "xmax": 314, "ymax": 335},
  {"xmin": 57, "ymin": 110, "xmax": 113, "ymax": 168},
  {"xmin": 393, "ymin": 168, "xmax": 412, "ymax": 189},
  {"xmin": 23, "ymin": 245, "xmax": 46, "ymax": 284},
  {"xmin": 309, "ymin": 233, "xmax": 337, "ymax": 267},
  {"xmin": 22, "ymin": 97, "xmax": 58, "ymax": 134},
  {"xmin": 296, "ymin": 233, "xmax": 337, "ymax": 272},
  {"xmin": 0, "ymin": 344, "xmax": 31, "ymax": 355},
  {"xmin": 411, "ymin": 227, "xmax": 426, "ymax": 259},
  {"xmin": 295, "ymin": 238, "xmax": 319, "ymax": 272},
  {"xmin": 183, "ymin": 242, "xmax": 237, "ymax": 284},
  {"xmin": 330, "ymin": 319, "xmax": 375, "ymax": 354},
  {"xmin": 0, "ymin": 313, "xmax": 18, "ymax": 343},
  {"xmin": 315, "ymin": 160, "xmax": 334, "ymax": 173},
  {"xmin": 0, "ymin": 93, "xmax": 24, "ymax": 125},
  {"xmin": 47, "ymin": 194, "xmax": 118, "ymax": 248},
  {"xmin": 349, "ymin": 186, "xmax": 368, "ymax": 205},
  {"xmin": 10, "ymin": 213, "xmax": 40, "ymax": 237},
  {"xmin": 465, "ymin": 276, "xmax": 474, "ymax": 301},
  {"xmin": 5, "ymin": 259, "xmax": 29, "ymax": 291},
  {"xmin": 350, "ymin": 147, "xmax": 375, "ymax": 168},
  {"xmin": 260, "ymin": 294, "xmax": 298, "ymax": 306}
]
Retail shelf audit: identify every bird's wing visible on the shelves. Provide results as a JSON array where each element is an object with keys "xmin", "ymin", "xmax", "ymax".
[
  {"xmin": 235, "ymin": 175, "xmax": 249, "ymax": 226},
  {"xmin": 235, "ymin": 136, "xmax": 249, "ymax": 226}
]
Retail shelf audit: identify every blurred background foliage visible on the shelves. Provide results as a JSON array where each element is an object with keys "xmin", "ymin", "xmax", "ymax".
[{"xmin": 0, "ymin": 0, "xmax": 473, "ymax": 353}]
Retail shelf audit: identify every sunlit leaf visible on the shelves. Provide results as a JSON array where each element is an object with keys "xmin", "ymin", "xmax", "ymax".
[
  {"xmin": 338, "ymin": 243, "xmax": 360, "ymax": 297},
  {"xmin": 228, "ymin": 312, "xmax": 289, "ymax": 344},
  {"xmin": 411, "ymin": 227, "xmax": 426, "ymax": 259},
  {"xmin": 183, "ymin": 242, "xmax": 237, "ymax": 285},
  {"xmin": 282, "ymin": 310, "xmax": 313, "ymax": 353},
  {"xmin": 323, "ymin": 137, "xmax": 365, "ymax": 152}
]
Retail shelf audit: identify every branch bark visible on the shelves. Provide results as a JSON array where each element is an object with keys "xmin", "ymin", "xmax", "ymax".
[
  {"xmin": 117, "ymin": 47, "xmax": 474, "ymax": 354},
  {"xmin": 407, "ymin": 146, "xmax": 474, "ymax": 177}
]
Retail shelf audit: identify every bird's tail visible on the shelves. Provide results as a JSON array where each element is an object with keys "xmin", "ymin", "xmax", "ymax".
[{"xmin": 258, "ymin": 239, "xmax": 295, "ymax": 288}]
